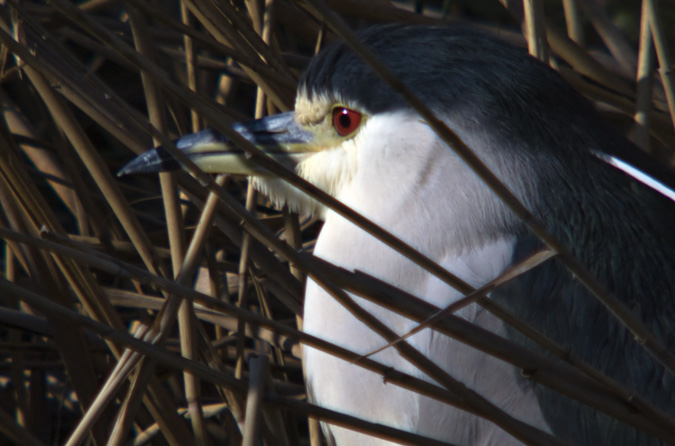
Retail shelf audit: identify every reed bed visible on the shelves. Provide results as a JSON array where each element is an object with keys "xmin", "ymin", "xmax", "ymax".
[{"xmin": 0, "ymin": 1, "xmax": 673, "ymax": 445}]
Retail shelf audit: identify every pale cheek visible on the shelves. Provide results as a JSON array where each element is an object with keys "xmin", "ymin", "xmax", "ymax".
[{"xmin": 297, "ymin": 144, "xmax": 356, "ymax": 198}]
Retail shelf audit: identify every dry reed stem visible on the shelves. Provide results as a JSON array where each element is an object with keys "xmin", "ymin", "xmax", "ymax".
[
  {"xmin": 1, "ymin": 1, "xmax": 674, "ymax": 445},
  {"xmin": 633, "ymin": 0, "xmax": 656, "ymax": 151}
]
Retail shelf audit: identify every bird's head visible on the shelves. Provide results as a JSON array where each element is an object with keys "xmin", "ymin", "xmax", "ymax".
[
  {"xmin": 119, "ymin": 26, "xmax": 546, "ymax": 219},
  {"xmin": 119, "ymin": 25, "xmax": 671, "ymax": 237}
]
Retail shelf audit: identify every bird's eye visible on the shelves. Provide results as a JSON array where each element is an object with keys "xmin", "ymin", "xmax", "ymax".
[{"xmin": 332, "ymin": 107, "xmax": 362, "ymax": 137}]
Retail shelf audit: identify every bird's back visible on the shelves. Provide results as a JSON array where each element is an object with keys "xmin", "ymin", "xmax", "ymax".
[{"xmin": 494, "ymin": 148, "xmax": 675, "ymax": 445}]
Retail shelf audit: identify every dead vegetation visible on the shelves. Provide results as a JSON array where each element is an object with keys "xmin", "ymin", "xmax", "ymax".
[{"xmin": 0, "ymin": 1, "xmax": 673, "ymax": 445}]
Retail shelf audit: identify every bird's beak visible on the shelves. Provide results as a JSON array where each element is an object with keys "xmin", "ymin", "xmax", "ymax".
[{"xmin": 118, "ymin": 111, "xmax": 316, "ymax": 176}]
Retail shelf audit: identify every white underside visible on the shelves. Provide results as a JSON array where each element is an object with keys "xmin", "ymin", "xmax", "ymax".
[
  {"xmin": 303, "ymin": 214, "xmax": 552, "ymax": 445},
  {"xmin": 260, "ymin": 110, "xmax": 552, "ymax": 445}
]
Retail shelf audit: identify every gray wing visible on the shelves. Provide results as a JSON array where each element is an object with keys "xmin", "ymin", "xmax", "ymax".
[{"xmin": 493, "ymin": 157, "xmax": 675, "ymax": 445}]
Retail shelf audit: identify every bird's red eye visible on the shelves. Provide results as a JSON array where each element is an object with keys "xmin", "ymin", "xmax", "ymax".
[{"xmin": 332, "ymin": 107, "xmax": 362, "ymax": 137}]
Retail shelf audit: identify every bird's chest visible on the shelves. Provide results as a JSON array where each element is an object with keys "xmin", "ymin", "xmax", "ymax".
[
  {"xmin": 303, "ymin": 208, "xmax": 517, "ymax": 371},
  {"xmin": 300, "ymin": 213, "xmax": 550, "ymax": 445},
  {"xmin": 305, "ymin": 210, "xmax": 449, "ymax": 350}
]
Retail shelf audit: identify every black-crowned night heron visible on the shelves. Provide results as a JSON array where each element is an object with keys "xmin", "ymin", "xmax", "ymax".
[{"xmin": 120, "ymin": 25, "xmax": 675, "ymax": 445}]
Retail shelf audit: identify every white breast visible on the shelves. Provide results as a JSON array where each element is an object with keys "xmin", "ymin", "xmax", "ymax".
[
  {"xmin": 300, "ymin": 113, "xmax": 552, "ymax": 444},
  {"xmin": 303, "ymin": 213, "xmax": 552, "ymax": 445}
]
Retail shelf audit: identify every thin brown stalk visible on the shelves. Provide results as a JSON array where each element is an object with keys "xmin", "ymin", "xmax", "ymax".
[
  {"xmin": 562, "ymin": 0, "xmax": 584, "ymax": 45},
  {"xmin": 633, "ymin": 0, "xmax": 656, "ymax": 151},
  {"xmin": 645, "ymin": 0, "xmax": 675, "ymax": 133},
  {"xmin": 242, "ymin": 355, "xmax": 268, "ymax": 446},
  {"xmin": 523, "ymin": 0, "xmax": 549, "ymax": 61}
]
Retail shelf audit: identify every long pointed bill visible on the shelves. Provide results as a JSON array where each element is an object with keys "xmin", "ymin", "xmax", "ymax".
[{"xmin": 118, "ymin": 112, "xmax": 315, "ymax": 176}]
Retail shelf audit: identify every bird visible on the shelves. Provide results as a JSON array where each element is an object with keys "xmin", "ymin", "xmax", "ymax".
[{"xmin": 120, "ymin": 25, "xmax": 675, "ymax": 446}]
